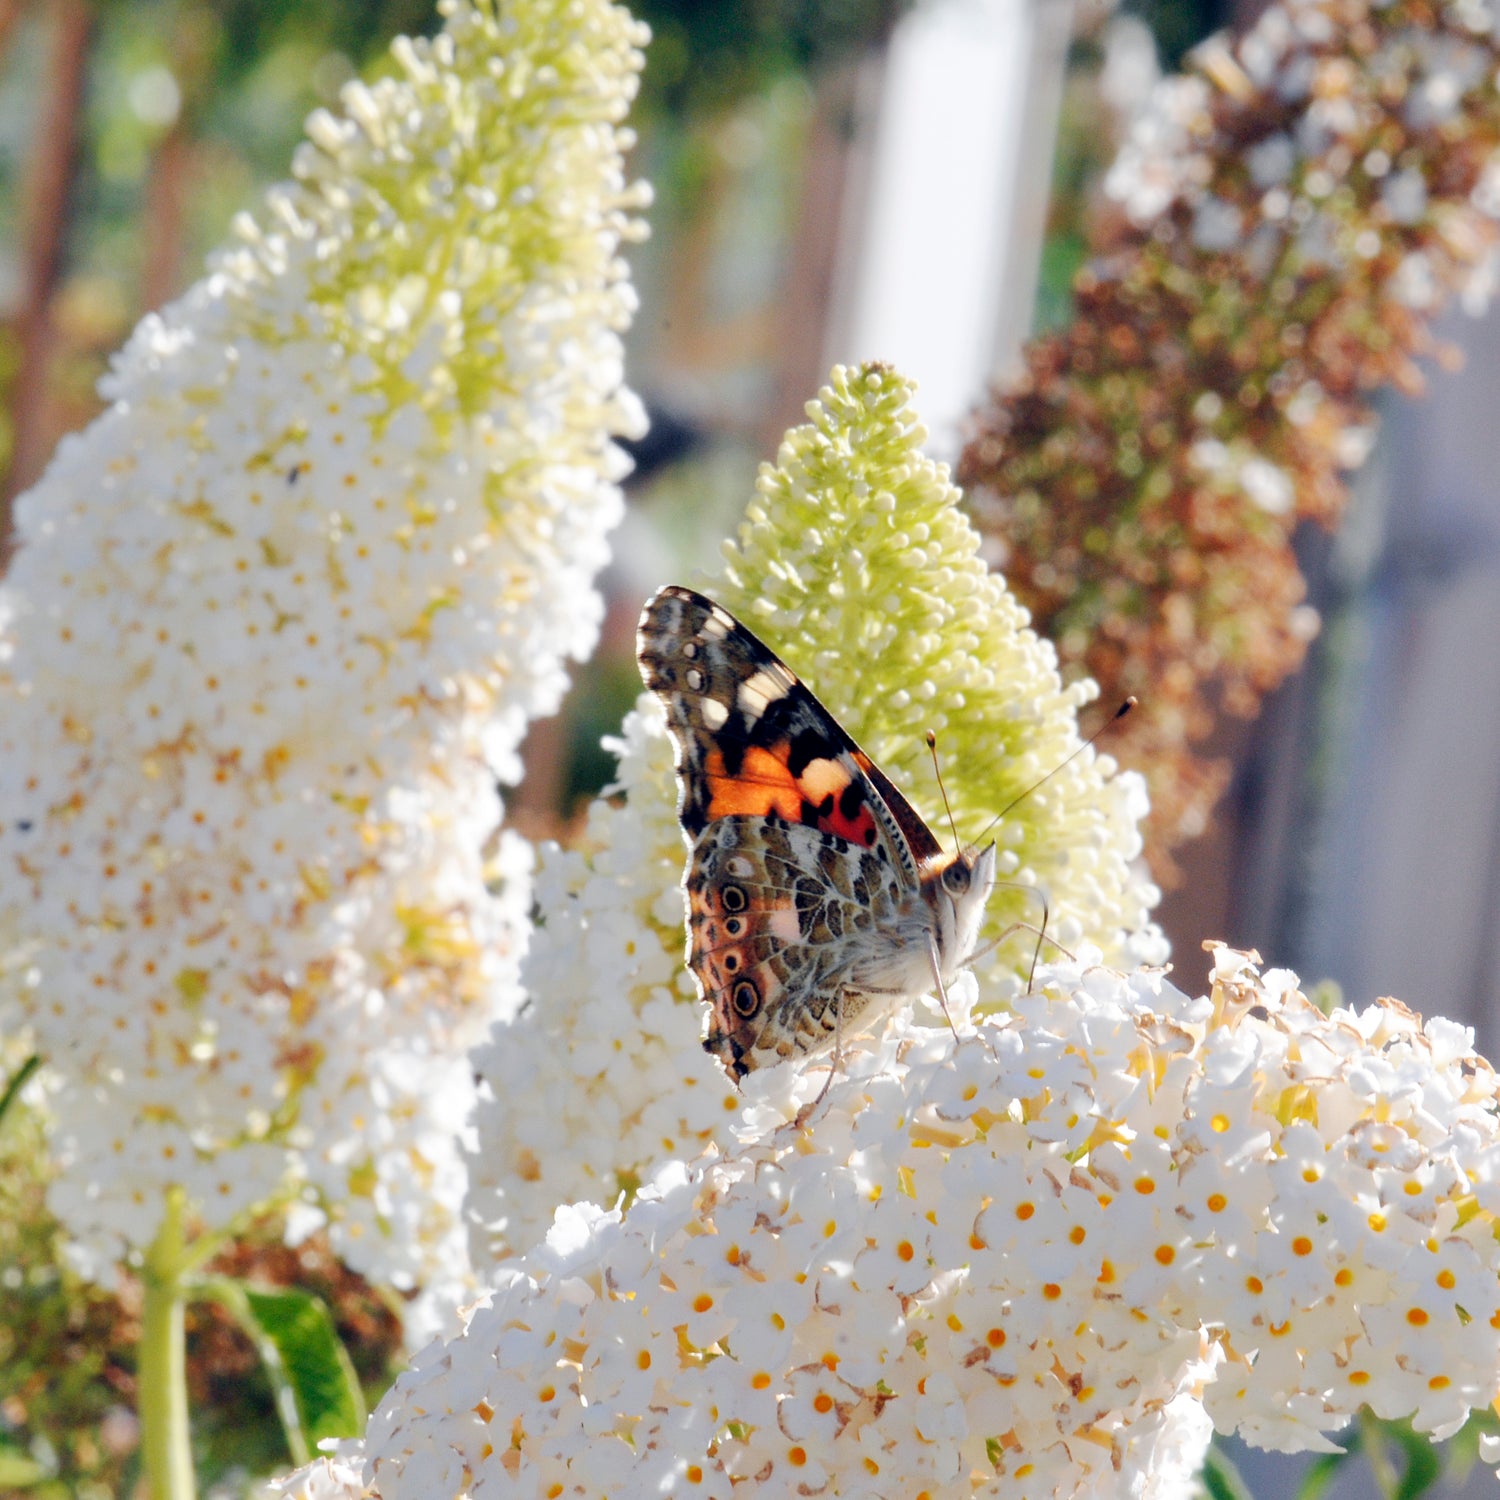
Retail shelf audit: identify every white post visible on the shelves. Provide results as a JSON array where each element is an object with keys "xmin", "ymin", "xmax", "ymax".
[{"xmin": 827, "ymin": 0, "xmax": 1073, "ymax": 456}]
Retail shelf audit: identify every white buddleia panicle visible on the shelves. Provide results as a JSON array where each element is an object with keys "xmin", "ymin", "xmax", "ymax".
[
  {"xmin": 465, "ymin": 364, "xmax": 1163, "ymax": 1268},
  {"xmin": 465, "ymin": 699, "xmax": 739, "ymax": 1267},
  {"xmin": 0, "ymin": 0, "xmax": 648, "ymax": 1339},
  {"xmin": 298, "ymin": 949, "xmax": 1500, "ymax": 1497}
]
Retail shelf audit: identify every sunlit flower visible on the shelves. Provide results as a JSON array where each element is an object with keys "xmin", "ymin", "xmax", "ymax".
[
  {"xmin": 0, "ymin": 0, "xmax": 647, "ymax": 1337},
  {"xmin": 297, "ymin": 947, "xmax": 1500, "ymax": 1497}
]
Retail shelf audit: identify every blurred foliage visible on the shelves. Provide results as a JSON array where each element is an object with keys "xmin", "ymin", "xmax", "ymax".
[
  {"xmin": 962, "ymin": 0, "xmax": 1500, "ymax": 881},
  {"xmin": 1033, "ymin": 36, "xmax": 1118, "ymax": 336},
  {"xmin": 1209, "ymin": 1409, "xmax": 1500, "ymax": 1500},
  {"xmin": 187, "ymin": 1239, "xmax": 400, "ymax": 1483},
  {"xmin": 5, "ymin": 0, "xmax": 907, "ymax": 300},
  {"xmin": 1036, "ymin": 2, "xmax": 1225, "ymax": 335},
  {"xmin": 0, "ymin": 0, "xmax": 906, "ymax": 502},
  {"xmin": 633, "ymin": 0, "xmax": 899, "ymax": 120},
  {"xmin": 0, "ymin": 1092, "xmax": 136, "ymax": 1498},
  {"xmin": 1124, "ymin": 0, "xmax": 1224, "ymax": 69},
  {"xmin": 0, "ymin": 1092, "xmax": 402, "ymax": 1493}
]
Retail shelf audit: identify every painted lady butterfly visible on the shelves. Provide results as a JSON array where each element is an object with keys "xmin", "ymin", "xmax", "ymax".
[{"xmin": 638, "ymin": 585, "xmax": 997, "ymax": 1080}]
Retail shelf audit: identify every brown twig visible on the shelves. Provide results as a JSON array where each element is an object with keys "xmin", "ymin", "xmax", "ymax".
[{"xmin": 2, "ymin": 0, "xmax": 95, "ymax": 562}]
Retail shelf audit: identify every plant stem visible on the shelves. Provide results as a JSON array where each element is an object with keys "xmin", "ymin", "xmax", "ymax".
[
  {"xmin": 140, "ymin": 1189, "xmax": 195, "ymax": 1500},
  {"xmin": 1357, "ymin": 1409, "xmax": 1400, "ymax": 1499}
]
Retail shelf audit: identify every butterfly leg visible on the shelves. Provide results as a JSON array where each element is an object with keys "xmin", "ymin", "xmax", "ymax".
[
  {"xmin": 925, "ymin": 933, "xmax": 963, "ymax": 1042},
  {"xmin": 793, "ymin": 999, "xmax": 844, "ymax": 1128},
  {"xmin": 964, "ymin": 920, "xmax": 1077, "ymax": 991},
  {"xmin": 967, "ymin": 882, "xmax": 1060, "ymax": 989}
]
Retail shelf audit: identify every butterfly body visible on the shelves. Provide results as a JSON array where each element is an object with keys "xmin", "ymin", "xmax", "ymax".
[{"xmin": 638, "ymin": 585, "xmax": 996, "ymax": 1080}]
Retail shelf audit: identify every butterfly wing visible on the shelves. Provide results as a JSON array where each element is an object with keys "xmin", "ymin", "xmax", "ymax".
[
  {"xmin": 638, "ymin": 585, "xmax": 945, "ymax": 1077},
  {"xmin": 683, "ymin": 813, "xmax": 913, "ymax": 1076},
  {"xmin": 637, "ymin": 585, "xmax": 940, "ymax": 870}
]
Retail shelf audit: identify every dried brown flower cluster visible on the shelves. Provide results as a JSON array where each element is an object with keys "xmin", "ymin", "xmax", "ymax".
[{"xmin": 959, "ymin": 0, "xmax": 1500, "ymax": 879}]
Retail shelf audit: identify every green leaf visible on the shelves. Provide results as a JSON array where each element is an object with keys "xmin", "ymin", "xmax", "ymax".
[
  {"xmin": 1445, "ymin": 1406, "xmax": 1500, "ymax": 1482},
  {"xmin": 0, "ymin": 1054, "xmax": 41, "ymax": 1134},
  {"xmin": 199, "ymin": 1278, "xmax": 365, "ymax": 1465},
  {"xmin": 1349, "ymin": 1413, "xmax": 1448, "ymax": 1500},
  {"xmin": 0, "ymin": 1444, "xmax": 51, "ymax": 1488},
  {"xmin": 1296, "ymin": 1448, "xmax": 1354, "ymax": 1500},
  {"xmin": 1389, "ymin": 1424, "xmax": 1443, "ymax": 1500},
  {"xmin": 1200, "ymin": 1444, "xmax": 1255, "ymax": 1500}
]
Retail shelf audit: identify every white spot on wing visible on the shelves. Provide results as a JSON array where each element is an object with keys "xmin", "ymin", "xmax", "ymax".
[
  {"xmin": 701, "ymin": 697, "xmax": 729, "ymax": 730},
  {"xmin": 738, "ymin": 669, "xmax": 789, "ymax": 717},
  {"xmin": 765, "ymin": 907, "xmax": 802, "ymax": 943}
]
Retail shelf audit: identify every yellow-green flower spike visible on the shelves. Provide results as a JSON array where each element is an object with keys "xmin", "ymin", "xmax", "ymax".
[{"xmin": 714, "ymin": 362, "xmax": 1161, "ymax": 989}]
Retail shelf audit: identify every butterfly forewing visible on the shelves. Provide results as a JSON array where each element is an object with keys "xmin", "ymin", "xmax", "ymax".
[{"xmin": 638, "ymin": 587, "xmax": 921, "ymax": 864}]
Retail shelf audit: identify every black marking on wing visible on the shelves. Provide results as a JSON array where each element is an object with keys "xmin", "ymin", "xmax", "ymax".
[{"xmin": 636, "ymin": 585, "xmax": 944, "ymax": 867}]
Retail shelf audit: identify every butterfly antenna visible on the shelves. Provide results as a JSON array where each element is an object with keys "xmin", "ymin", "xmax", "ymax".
[
  {"xmin": 925, "ymin": 730, "xmax": 963, "ymax": 854},
  {"xmin": 972, "ymin": 696, "xmax": 1136, "ymax": 847}
]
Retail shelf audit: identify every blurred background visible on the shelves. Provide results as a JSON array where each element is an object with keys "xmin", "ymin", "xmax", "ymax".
[
  {"xmin": 1, "ymin": 0, "xmax": 1498, "ymax": 1493},
  {"xmin": 0, "ymin": 0, "xmax": 1231, "ymax": 854}
]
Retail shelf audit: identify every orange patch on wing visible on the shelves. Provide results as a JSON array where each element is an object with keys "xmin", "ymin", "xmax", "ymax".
[
  {"xmin": 703, "ymin": 745, "xmax": 804, "ymax": 821},
  {"xmin": 701, "ymin": 743, "xmax": 880, "ymax": 846}
]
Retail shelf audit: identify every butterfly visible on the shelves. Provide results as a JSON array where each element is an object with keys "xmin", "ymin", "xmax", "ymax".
[{"xmin": 637, "ymin": 585, "xmax": 997, "ymax": 1081}]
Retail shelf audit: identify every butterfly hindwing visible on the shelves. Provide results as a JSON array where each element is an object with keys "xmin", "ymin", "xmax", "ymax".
[{"xmin": 683, "ymin": 813, "xmax": 908, "ymax": 1075}]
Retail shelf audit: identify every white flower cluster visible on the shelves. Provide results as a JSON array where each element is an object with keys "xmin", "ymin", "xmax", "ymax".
[
  {"xmin": 302, "ymin": 947, "xmax": 1500, "ymax": 1497},
  {"xmin": 465, "ymin": 703, "xmax": 739, "ymax": 1268},
  {"xmin": 465, "ymin": 365, "xmax": 1163, "ymax": 1268},
  {"xmin": 1105, "ymin": 76, "xmax": 1212, "ymax": 223},
  {"xmin": 1107, "ymin": 0, "xmax": 1500, "ymax": 315},
  {"xmin": 0, "ymin": 0, "xmax": 647, "ymax": 1333}
]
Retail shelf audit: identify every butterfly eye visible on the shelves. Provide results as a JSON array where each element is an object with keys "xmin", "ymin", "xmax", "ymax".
[
  {"xmin": 731, "ymin": 979, "xmax": 761, "ymax": 1017},
  {"xmin": 720, "ymin": 883, "xmax": 748, "ymax": 913},
  {"xmin": 942, "ymin": 863, "xmax": 971, "ymax": 896}
]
